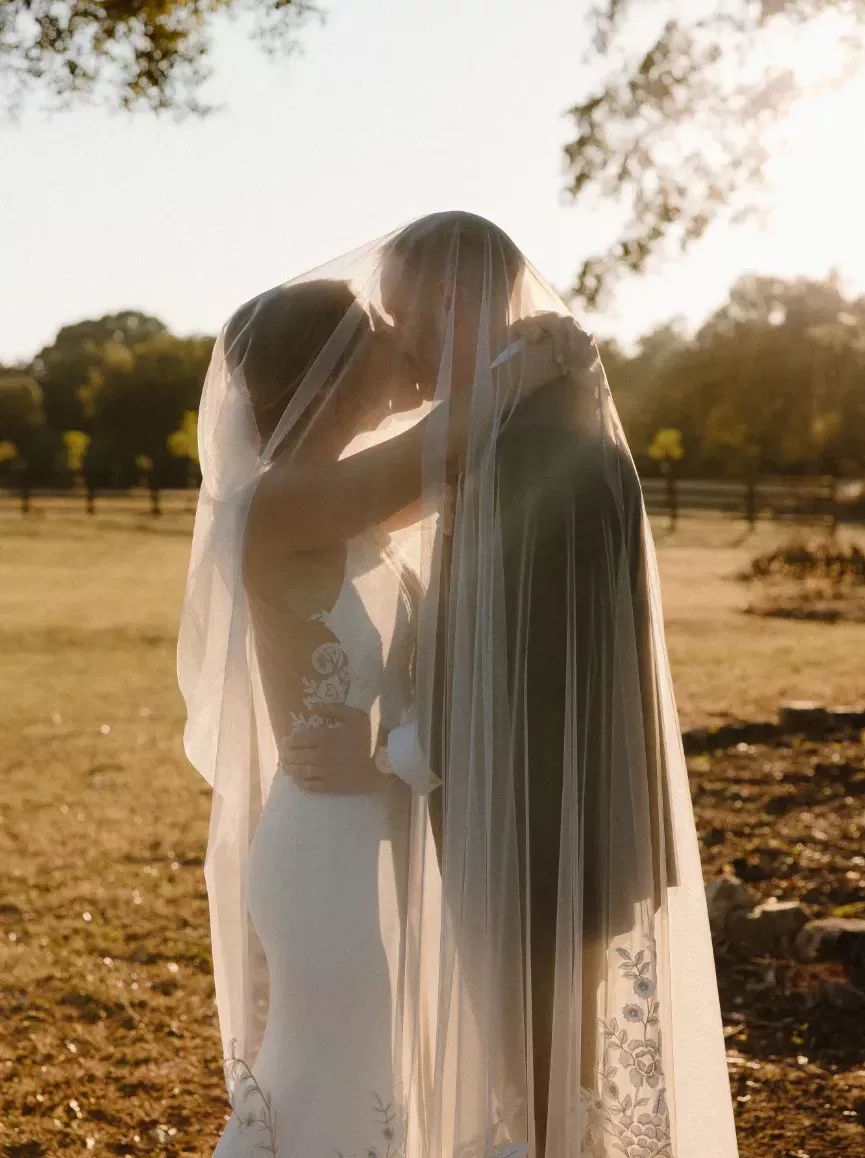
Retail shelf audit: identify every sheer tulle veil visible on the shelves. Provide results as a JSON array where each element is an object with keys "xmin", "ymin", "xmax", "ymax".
[{"xmin": 177, "ymin": 211, "xmax": 738, "ymax": 1158}]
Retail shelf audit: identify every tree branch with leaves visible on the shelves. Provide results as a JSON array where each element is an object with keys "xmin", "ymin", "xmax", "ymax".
[
  {"xmin": 566, "ymin": 0, "xmax": 865, "ymax": 307},
  {"xmin": 0, "ymin": 0, "xmax": 321, "ymax": 115}
]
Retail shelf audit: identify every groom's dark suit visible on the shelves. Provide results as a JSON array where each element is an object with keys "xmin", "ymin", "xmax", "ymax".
[{"xmin": 428, "ymin": 374, "xmax": 677, "ymax": 1148}]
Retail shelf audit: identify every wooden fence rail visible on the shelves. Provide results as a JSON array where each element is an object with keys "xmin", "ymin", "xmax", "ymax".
[
  {"xmin": 2, "ymin": 479, "xmax": 864, "ymax": 526},
  {"xmin": 640, "ymin": 477, "xmax": 864, "ymax": 528}
]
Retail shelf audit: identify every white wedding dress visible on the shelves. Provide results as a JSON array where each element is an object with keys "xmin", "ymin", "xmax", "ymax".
[{"xmin": 213, "ymin": 528, "xmax": 423, "ymax": 1158}]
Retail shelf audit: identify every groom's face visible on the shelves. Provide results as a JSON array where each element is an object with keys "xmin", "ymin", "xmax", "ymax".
[
  {"xmin": 380, "ymin": 262, "xmax": 489, "ymax": 400},
  {"xmin": 379, "ymin": 265, "xmax": 439, "ymax": 399}
]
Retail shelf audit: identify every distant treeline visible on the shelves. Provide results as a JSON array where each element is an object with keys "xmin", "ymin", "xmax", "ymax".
[
  {"xmin": 2, "ymin": 273, "xmax": 865, "ymax": 498},
  {"xmin": 0, "ymin": 312, "xmax": 211, "ymax": 496},
  {"xmin": 603, "ymin": 272, "xmax": 865, "ymax": 483}
]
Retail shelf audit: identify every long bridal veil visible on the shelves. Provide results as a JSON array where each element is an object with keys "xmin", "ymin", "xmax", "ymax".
[{"xmin": 177, "ymin": 210, "xmax": 738, "ymax": 1158}]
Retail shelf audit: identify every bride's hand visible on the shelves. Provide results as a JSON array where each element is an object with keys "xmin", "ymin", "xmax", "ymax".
[
  {"xmin": 280, "ymin": 706, "xmax": 389, "ymax": 795},
  {"xmin": 510, "ymin": 313, "xmax": 599, "ymax": 393},
  {"xmin": 446, "ymin": 315, "xmax": 599, "ymax": 463}
]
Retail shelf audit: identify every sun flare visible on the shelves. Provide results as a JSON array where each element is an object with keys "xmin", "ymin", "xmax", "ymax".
[{"xmin": 765, "ymin": 70, "xmax": 865, "ymax": 284}]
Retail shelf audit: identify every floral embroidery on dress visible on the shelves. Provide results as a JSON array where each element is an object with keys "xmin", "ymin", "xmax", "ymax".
[
  {"xmin": 287, "ymin": 711, "xmax": 344, "ymax": 733},
  {"xmin": 565, "ymin": 1085, "xmax": 605, "ymax": 1157},
  {"xmin": 224, "ymin": 1045, "xmax": 407, "ymax": 1158},
  {"xmin": 224, "ymin": 1039, "xmax": 278, "ymax": 1156},
  {"xmin": 335, "ymin": 1093, "xmax": 406, "ymax": 1158},
  {"xmin": 597, "ymin": 945, "xmax": 672, "ymax": 1157},
  {"xmin": 281, "ymin": 611, "xmax": 352, "ymax": 736},
  {"xmin": 302, "ymin": 641, "xmax": 351, "ymax": 708}
]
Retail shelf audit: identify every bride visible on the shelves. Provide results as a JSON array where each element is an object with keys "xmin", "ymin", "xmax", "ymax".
[{"xmin": 177, "ymin": 211, "xmax": 739, "ymax": 1158}]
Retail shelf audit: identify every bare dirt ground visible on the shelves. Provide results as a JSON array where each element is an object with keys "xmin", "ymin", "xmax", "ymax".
[
  {"xmin": 690, "ymin": 731, "xmax": 865, "ymax": 1158},
  {"xmin": 1, "ymin": 511, "xmax": 863, "ymax": 1157}
]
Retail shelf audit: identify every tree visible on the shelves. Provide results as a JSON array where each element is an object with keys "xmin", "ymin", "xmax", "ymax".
[
  {"xmin": 0, "ymin": 439, "xmax": 19, "ymax": 491},
  {"xmin": 0, "ymin": 0, "xmax": 319, "ymax": 115},
  {"xmin": 3, "ymin": 317, "xmax": 214, "ymax": 493},
  {"xmin": 803, "ymin": 311, "xmax": 865, "ymax": 474},
  {"xmin": 0, "ymin": 369, "xmax": 44, "ymax": 444},
  {"xmin": 62, "ymin": 429, "xmax": 95, "ymax": 512},
  {"xmin": 604, "ymin": 320, "xmax": 690, "ymax": 462},
  {"xmin": 32, "ymin": 311, "xmax": 167, "ymax": 432},
  {"xmin": 0, "ymin": 370, "xmax": 57, "ymax": 506},
  {"xmin": 801, "ymin": 309, "xmax": 865, "ymax": 526},
  {"xmin": 648, "ymin": 426, "xmax": 684, "ymax": 530},
  {"xmin": 602, "ymin": 273, "xmax": 865, "ymax": 524},
  {"xmin": 698, "ymin": 272, "xmax": 850, "ymax": 340},
  {"xmin": 691, "ymin": 275, "xmax": 865, "ymax": 493},
  {"xmin": 135, "ymin": 454, "xmax": 161, "ymax": 516},
  {"xmin": 566, "ymin": 1, "xmax": 865, "ymax": 306},
  {"xmin": 62, "ymin": 429, "xmax": 89, "ymax": 474},
  {"xmin": 167, "ymin": 409, "xmax": 200, "ymax": 489},
  {"xmin": 0, "ymin": 444, "xmax": 30, "ymax": 512},
  {"xmin": 84, "ymin": 330, "xmax": 213, "ymax": 488}
]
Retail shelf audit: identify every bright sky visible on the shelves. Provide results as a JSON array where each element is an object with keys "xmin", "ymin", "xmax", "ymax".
[{"xmin": 1, "ymin": 0, "xmax": 863, "ymax": 364}]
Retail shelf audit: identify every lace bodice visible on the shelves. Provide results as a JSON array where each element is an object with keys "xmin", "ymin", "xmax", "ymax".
[{"xmin": 245, "ymin": 529, "xmax": 419, "ymax": 759}]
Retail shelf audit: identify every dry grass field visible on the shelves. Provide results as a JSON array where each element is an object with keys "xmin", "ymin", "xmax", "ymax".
[{"xmin": 1, "ymin": 508, "xmax": 864, "ymax": 1157}]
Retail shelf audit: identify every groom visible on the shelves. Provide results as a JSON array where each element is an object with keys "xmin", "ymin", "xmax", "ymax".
[{"xmin": 281, "ymin": 211, "xmax": 676, "ymax": 1154}]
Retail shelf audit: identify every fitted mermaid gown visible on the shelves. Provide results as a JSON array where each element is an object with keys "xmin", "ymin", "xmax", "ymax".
[{"xmin": 211, "ymin": 529, "xmax": 421, "ymax": 1158}]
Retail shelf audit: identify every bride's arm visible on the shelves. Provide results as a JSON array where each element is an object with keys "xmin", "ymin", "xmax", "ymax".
[
  {"xmin": 250, "ymin": 320, "xmax": 592, "ymax": 553},
  {"xmin": 250, "ymin": 415, "xmax": 430, "ymax": 553},
  {"xmin": 379, "ymin": 495, "xmax": 426, "ymax": 534}
]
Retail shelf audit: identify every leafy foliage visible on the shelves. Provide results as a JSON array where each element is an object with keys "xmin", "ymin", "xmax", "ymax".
[
  {"xmin": 32, "ymin": 311, "xmax": 167, "ymax": 431},
  {"xmin": 6, "ymin": 313, "xmax": 213, "ymax": 489},
  {"xmin": 0, "ymin": 367, "xmax": 60, "ymax": 477},
  {"xmin": 0, "ymin": 0, "xmax": 320, "ymax": 115},
  {"xmin": 62, "ymin": 428, "xmax": 90, "ymax": 473},
  {"xmin": 648, "ymin": 427, "xmax": 684, "ymax": 464},
  {"xmin": 167, "ymin": 408, "xmax": 200, "ymax": 477},
  {"xmin": 83, "ymin": 329, "xmax": 213, "ymax": 484},
  {"xmin": 0, "ymin": 368, "xmax": 44, "ymax": 442},
  {"xmin": 4, "ymin": 272, "xmax": 864, "ymax": 495},
  {"xmin": 609, "ymin": 273, "xmax": 865, "ymax": 479},
  {"xmin": 567, "ymin": 1, "xmax": 865, "ymax": 306}
]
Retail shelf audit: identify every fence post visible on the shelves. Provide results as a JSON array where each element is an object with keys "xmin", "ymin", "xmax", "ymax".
[
  {"xmin": 647, "ymin": 429, "xmax": 684, "ymax": 531},
  {"xmin": 664, "ymin": 464, "xmax": 678, "ymax": 531},
  {"xmin": 828, "ymin": 476, "xmax": 839, "ymax": 535},
  {"xmin": 744, "ymin": 476, "xmax": 758, "ymax": 530}
]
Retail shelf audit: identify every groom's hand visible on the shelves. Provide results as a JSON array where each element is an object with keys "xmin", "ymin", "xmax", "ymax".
[{"xmin": 281, "ymin": 706, "xmax": 388, "ymax": 795}]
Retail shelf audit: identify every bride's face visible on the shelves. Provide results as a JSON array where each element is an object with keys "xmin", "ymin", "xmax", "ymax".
[{"xmin": 325, "ymin": 327, "xmax": 422, "ymax": 442}]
